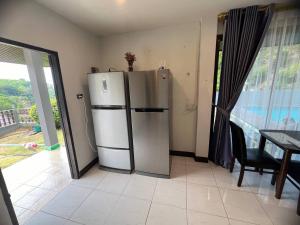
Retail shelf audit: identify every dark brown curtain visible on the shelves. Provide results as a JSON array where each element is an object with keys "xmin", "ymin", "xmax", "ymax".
[{"xmin": 210, "ymin": 5, "xmax": 274, "ymax": 167}]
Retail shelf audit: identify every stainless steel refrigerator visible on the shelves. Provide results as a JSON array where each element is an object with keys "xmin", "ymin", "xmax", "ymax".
[
  {"xmin": 88, "ymin": 72, "xmax": 133, "ymax": 172},
  {"xmin": 128, "ymin": 70, "xmax": 170, "ymax": 177}
]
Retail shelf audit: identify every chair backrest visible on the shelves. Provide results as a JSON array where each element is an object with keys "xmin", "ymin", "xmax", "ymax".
[{"xmin": 229, "ymin": 121, "xmax": 247, "ymax": 164}]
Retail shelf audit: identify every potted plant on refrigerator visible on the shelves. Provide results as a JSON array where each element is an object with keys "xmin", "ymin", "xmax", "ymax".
[{"xmin": 125, "ymin": 52, "xmax": 136, "ymax": 71}]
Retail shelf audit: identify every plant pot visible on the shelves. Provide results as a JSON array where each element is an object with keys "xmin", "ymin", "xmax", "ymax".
[
  {"xmin": 128, "ymin": 61, "xmax": 134, "ymax": 71},
  {"xmin": 33, "ymin": 124, "xmax": 41, "ymax": 133}
]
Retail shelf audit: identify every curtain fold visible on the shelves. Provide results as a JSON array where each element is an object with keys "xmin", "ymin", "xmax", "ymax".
[{"xmin": 210, "ymin": 5, "xmax": 274, "ymax": 167}]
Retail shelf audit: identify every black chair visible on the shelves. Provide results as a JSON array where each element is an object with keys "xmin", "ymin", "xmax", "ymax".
[
  {"xmin": 229, "ymin": 121, "xmax": 280, "ymax": 187},
  {"xmin": 286, "ymin": 160, "xmax": 300, "ymax": 215}
]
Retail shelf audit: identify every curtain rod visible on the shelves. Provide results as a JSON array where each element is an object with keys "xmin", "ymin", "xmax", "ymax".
[{"xmin": 218, "ymin": 4, "xmax": 298, "ymax": 21}]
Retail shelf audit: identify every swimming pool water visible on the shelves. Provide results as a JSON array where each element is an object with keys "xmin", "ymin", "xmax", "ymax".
[{"xmin": 247, "ymin": 106, "xmax": 300, "ymax": 122}]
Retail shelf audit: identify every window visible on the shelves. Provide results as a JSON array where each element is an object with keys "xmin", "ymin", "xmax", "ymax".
[{"xmin": 230, "ymin": 10, "xmax": 300, "ymax": 159}]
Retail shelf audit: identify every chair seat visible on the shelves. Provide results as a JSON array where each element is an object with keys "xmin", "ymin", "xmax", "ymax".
[{"xmin": 244, "ymin": 148, "xmax": 280, "ymax": 170}]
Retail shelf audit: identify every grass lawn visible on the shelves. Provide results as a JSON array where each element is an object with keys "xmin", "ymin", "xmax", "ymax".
[{"xmin": 0, "ymin": 127, "xmax": 64, "ymax": 168}]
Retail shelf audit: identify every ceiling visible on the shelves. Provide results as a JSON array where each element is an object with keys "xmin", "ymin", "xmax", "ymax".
[
  {"xmin": 35, "ymin": 0, "xmax": 287, "ymax": 37},
  {"xmin": 0, "ymin": 43, "xmax": 49, "ymax": 66}
]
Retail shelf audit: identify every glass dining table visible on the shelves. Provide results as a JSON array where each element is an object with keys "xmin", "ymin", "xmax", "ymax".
[{"xmin": 258, "ymin": 130, "xmax": 300, "ymax": 199}]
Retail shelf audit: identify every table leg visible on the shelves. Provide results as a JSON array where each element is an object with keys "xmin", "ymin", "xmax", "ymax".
[
  {"xmin": 275, "ymin": 150, "xmax": 292, "ymax": 199},
  {"xmin": 258, "ymin": 136, "xmax": 266, "ymax": 155},
  {"xmin": 297, "ymin": 193, "xmax": 300, "ymax": 216}
]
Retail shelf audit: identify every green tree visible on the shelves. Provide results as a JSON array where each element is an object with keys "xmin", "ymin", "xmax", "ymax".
[
  {"xmin": 0, "ymin": 78, "xmax": 56, "ymax": 110},
  {"xmin": 29, "ymin": 99, "xmax": 61, "ymax": 129},
  {"xmin": 0, "ymin": 95, "xmax": 15, "ymax": 110},
  {"xmin": 0, "ymin": 79, "xmax": 34, "ymax": 110}
]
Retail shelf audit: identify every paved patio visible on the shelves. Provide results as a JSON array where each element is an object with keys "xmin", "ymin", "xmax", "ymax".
[{"xmin": 2, "ymin": 147, "xmax": 71, "ymax": 224}]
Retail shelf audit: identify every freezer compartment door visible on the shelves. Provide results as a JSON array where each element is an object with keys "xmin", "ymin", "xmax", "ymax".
[
  {"xmin": 88, "ymin": 72, "xmax": 126, "ymax": 106},
  {"xmin": 131, "ymin": 109, "xmax": 169, "ymax": 175},
  {"xmin": 92, "ymin": 109, "xmax": 129, "ymax": 148},
  {"xmin": 128, "ymin": 70, "xmax": 169, "ymax": 109},
  {"xmin": 98, "ymin": 147, "xmax": 131, "ymax": 170}
]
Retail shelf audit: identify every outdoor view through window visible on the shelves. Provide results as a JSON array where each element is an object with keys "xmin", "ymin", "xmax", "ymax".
[{"xmin": 0, "ymin": 44, "xmax": 64, "ymax": 168}]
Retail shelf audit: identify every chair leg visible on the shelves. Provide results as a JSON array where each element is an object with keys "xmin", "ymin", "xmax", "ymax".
[
  {"xmin": 230, "ymin": 158, "xmax": 235, "ymax": 173},
  {"xmin": 297, "ymin": 193, "xmax": 300, "ymax": 216},
  {"xmin": 271, "ymin": 171, "xmax": 277, "ymax": 185},
  {"xmin": 259, "ymin": 168, "xmax": 263, "ymax": 175},
  {"xmin": 237, "ymin": 166, "xmax": 245, "ymax": 187}
]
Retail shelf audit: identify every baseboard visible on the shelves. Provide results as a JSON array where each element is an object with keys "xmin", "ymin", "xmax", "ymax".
[
  {"xmin": 99, "ymin": 165, "xmax": 132, "ymax": 174},
  {"xmin": 170, "ymin": 150, "xmax": 208, "ymax": 163},
  {"xmin": 195, "ymin": 156, "xmax": 209, "ymax": 163},
  {"xmin": 135, "ymin": 170, "xmax": 170, "ymax": 179},
  {"xmin": 79, "ymin": 157, "xmax": 98, "ymax": 178},
  {"xmin": 170, "ymin": 150, "xmax": 195, "ymax": 158},
  {"xmin": 79, "ymin": 151, "xmax": 209, "ymax": 178}
]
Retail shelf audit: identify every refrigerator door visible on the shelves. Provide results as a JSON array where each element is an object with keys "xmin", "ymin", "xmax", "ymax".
[
  {"xmin": 88, "ymin": 72, "xmax": 126, "ymax": 106},
  {"xmin": 92, "ymin": 109, "xmax": 129, "ymax": 148},
  {"xmin": 131, "ymin": 109, "xmax": 169, "ymax": 176},
  {"xmin": 128, "ymin": 70, "xmax": 169, "ymax": 109},
  {"xmin": 98, "ymin": 147, "xmax": 131, "ymax": 170}
]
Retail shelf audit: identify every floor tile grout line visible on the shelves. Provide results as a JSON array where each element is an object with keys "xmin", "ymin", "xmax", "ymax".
[
  {"xmin": 144, "ymin": 175, "xmax": 158, "ymax": 225},
  {"xmin": 14, "ymin": 205, "xmax": 31, "ymax": 219},
  {"xmin": 254, "ymin": 193, "xmax": 275, "ymax": 225},
  {"xmin": 35, "ymin": 210, "xmax": 73, "ymax": 221},
  {"xmin": 39, "ymin": 185, "xmax": 122, "ymax": 224},
  {"xmin": 229, "ymin": 218, "xmax": 261, "ymax": 225},
  {"xmin": 210, "ymin": 169, "xmax": 260, "ymax": 193},
  {"xmin": 218, "ymin": 187, "xmax": 275, "ymax": 225},
  {"xmin": 13, "ymin": 186, "xmax": 39, "ymax": 207},
  {"xmin": 102, "ymin": 193, "xmax": 122, "ymax": 225},
  {"xmin": 119, "ymin": 172, "xmax": 132, "ymax": 195},
  {"xmin": 14, "ymin": 156, "xmax": 298, "ymax": 225},
  {"xmin": 188, "ymin": 208, "xmax": 233, "ymax": 220},
  {"xmin": 66, "ymin": 183, "xmax": 106, "ymax": 220},
  {"xmin": 12, "ymin": 182, "xmax": 70, "ymax": 222},
  {"xmin": 212, "ymin": 164, "xmax": 269, "ymax": 225},
  {"xmin": 186, "ymin": 159, "xmax": 233, "ymax": 223},
  {"xmin": 229, "ymin": 217, "xmax": 262, "ymax": 225},
  {"xmin": 32, "ymin": 209, "xmax": 85, "ymax": 225},
  {"xmin": 11, "ymin": 171, "xmax": 71, "ymax": 195},
  {"xmin": 17, "ymin": 208, "xmax": 37, "ymax": 225},
  {"xmin": 211, "ymin": 163, "xmax": 230, "ymax": 219}
]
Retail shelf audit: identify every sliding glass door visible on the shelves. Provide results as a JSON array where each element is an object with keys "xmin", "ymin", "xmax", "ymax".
[{"xmin": 230, "ymin": 10, "xmax": 300, "ymax": 159}]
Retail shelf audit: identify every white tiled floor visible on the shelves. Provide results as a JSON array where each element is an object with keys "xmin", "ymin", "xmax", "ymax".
[
  {"xmin": 2, "ymin": 147, "xmax": 72, "ymax": 224},
  {"xmin": 4, "ymin": 155, "xmax": 300, "ymax": 225}
]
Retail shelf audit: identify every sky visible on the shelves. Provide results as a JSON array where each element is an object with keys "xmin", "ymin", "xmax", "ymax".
[{"xmin": 0, "ymin": 62, "xmax": 54, "ymax": 84}]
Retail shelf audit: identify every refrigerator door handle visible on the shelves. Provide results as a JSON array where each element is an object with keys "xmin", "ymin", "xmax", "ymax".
[
  {"xmin": 134, "ymin": 108, "xmax": 165, "ymax": 112},
  {"xmin": 92, "ymin": 105, "xmax": 125, "ymax": 110}
]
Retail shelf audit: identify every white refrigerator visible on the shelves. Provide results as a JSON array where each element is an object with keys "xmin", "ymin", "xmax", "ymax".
[{"xmin": 88, "ymin": 72, "xmax": 133, "ymax": 172}]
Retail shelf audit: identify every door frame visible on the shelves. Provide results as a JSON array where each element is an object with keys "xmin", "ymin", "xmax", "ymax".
[
  {"xmin": 0, "ymin": 168, "xmax": 18, "ymax": 225},
  {"xmin": 208, "ymin": 34, "xmax": 223, "ymax": 156},
  {"xmin": 0, "ymin": 36, "xmax": 80, "ymax": 179}
]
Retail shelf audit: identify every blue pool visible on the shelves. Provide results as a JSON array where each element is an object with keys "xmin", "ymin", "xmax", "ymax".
[{"xmin": 247, "ymin": 107, "xmax": 300, "ymax": 122}]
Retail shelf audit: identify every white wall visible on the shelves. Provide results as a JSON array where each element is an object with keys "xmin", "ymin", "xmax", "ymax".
[
  {"xmin": 0, "ymin": 0, "xmax": 101, "ymax": 170},
  {"xmin": 98, "ymin": 23, "xmax": 201, "ymax": 152},
  {"xmin": 0, "ymin": 0, "xmax": 219, "ymax": 159}
]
